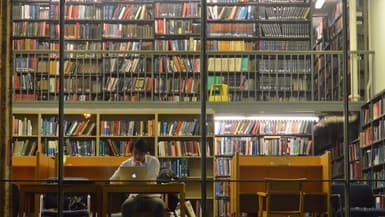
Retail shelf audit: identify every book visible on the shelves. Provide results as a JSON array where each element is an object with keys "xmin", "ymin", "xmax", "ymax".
[{"xmin": 185, "ymin": 200, "xmax": 196, "ymax": 217}]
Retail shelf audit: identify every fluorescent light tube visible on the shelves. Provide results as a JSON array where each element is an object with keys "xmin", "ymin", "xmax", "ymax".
[
  {"xmin": 214, "ymin": 116, "xmax": 319, "ymax": 122},
  {"xmin": 315, "ymin": 0, "xmax": 325, "ymax": 9}
]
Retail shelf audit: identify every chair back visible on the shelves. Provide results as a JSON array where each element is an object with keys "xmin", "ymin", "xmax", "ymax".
[
  {"xmin": 266, "ymin": 178, "xmax": 305, "ymax": 193},
  {"xmin": 331, "ymin": 183, "xmax": 375, "ymax": 208},
  {"xmin": 264, "ymin": 178, "xmax": 306, "ymax": 213}
]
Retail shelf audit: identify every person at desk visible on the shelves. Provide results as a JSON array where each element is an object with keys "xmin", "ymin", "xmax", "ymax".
[
  {"xmin": 110, "ymin": 138, "xmax": 160, "ymax": 181},
  {"xmin": 110, "ymin": 139, "xmax": 164, "ymax": 217}
]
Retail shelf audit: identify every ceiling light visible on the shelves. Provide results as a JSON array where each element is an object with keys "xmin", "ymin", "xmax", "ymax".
[
  {"xmin": 315, "ymin": 0, "xmax": 325, "ymax": 9},
  {"xmin": 214, "ymin": 116, "xmax": 319, "ymax": 122}
]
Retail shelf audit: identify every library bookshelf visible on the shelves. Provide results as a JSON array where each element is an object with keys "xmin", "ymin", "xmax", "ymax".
[
  {"xmin": 11, "ymin": 109, "xmax": 215, "ymax": 216},
  {"xmin": 12, "ymin": 0, "xmax": 316, "ymax": 104},
  {"xmin": 214, "ymin": 118, "xmax": 315, "ymax": 217},
  {"xmin": 360, "ymin": 89, "xmax": 385, "ymax": 196}
]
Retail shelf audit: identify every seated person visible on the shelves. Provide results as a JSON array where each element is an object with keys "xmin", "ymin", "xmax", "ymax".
[
  {"xmin": 110, "ymin": 139, "xmax": 164, "ymax": 217},
  {"xmin": 110, "ymin": 139, "xmax": 159, "ymax": 181}
]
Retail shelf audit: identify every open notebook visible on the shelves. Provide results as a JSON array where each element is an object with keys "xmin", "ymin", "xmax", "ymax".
[{"xmin": 119, "ymin": 166, "xmax": 148, "ymax": 181}]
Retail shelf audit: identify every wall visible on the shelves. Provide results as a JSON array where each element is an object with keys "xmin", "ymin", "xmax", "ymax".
[{"xmin": 369, "ymin": 0, "xmax": 385, "ymax": 95}]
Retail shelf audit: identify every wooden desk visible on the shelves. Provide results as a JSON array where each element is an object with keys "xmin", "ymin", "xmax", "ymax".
[
  {"xmin": 102, "ymin": 182, "xmax": 185, "ymax": 217},
  {"xmin": 230, "ymin": 152, "xmax": 331, "ymax": 217},
  {"xmin": 18, "ymin": 182, "xmax": 100, "ymax": 217}
]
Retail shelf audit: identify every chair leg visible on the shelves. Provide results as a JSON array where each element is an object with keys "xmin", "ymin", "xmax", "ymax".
[
  {"xmin": 87, "ymin": 195, "xmax": 91, "ymax": 217},
  {"xmin": 39, "ymin": 194, "xmax": 43, "ymax": 217}
]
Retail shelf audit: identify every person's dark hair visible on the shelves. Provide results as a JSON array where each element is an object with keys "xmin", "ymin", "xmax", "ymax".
[{"xmin": 130, "ymin": 138, "xmax": 148, "ymax": 153}]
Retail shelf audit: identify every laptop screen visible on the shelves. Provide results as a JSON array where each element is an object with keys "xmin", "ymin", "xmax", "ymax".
[{"xmin": 119, "ymin": 166, "xmax": 148, "ymax": 181}]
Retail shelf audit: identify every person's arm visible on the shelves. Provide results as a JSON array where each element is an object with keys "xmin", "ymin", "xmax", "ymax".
[
  {"xmin": 147, "ymin": 156, "xmax": 160, "ymax": 181},
  {"xmin": 109, "ymin": 166, "xmax": 120, "ymax": 181}
]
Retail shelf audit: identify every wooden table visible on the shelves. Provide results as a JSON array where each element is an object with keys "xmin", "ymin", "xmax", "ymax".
[
  {"xmin": 18, "ymin": 182, "xmax": 100, "ymax": 217},
  {"xmin": 101, "ymin": 182, "xmax": 186, "ymax": 217}
]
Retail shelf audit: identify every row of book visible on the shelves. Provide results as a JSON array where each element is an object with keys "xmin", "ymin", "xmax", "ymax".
[
  {"xmin": 350, "ymin": 141, "xmax": 361, "ymax": 161},
  {"xmin": 208, "ymin": 40, "xmax": 254, "ymax": 51},
  {"xmin": 258, "ymin": 59, "xmax": 311, "ymax": 74},
  {"xmin": 53, "ymin": 23, "xmax": 102, "ymax": 40},
  {"xmin": 207, "ymin": 23, "xmax": 256, "ymax": 37},
  {"xmin": 155, "ymin": 2, "xmax": 200, "ymax": 18},
  {"xmin": 154, "ymin": 38, "xmax": 200, "ymax": 51},
  {"xmin": 372, "ymin": 99, "xmax": 384, "ymax": 122},
  {"xmin": 15, "ymin": 75, "xmax": 204, "ymax": 95},
  {"xmin": 45, "ymin": 77, "xmax": 100, "ymax": 93},
  {"xmin": 13, "ymin": 21, "xmax": 49, "ymax": 37},
  {"xmin": 207, "ymin": 57, "xmax": 250, "ymax": 72},
  {"xmin": 52, "ymin": 5, "xmax": 102, "ymax": 20},
  {"xmin": 214, "ymin": 158, "xmax": 231, "ymax": 177},
  {"xmin": 158, "ymin": 141, "xmax": 212, "ymax": 157},
  {"xmin": 361, "ymin": 127, "xmax": 374, "ymax": 148},
  {"xmin": 216, "ymin": 199, "xmax": 230, "ymax": 217},
  {"xmin": 13, "ymin": 116, "xmax": 34, "ymax": 136},
  {"xmin": 208, "ymin": 5, "xmax": 253, "ymax": 20},
  {"xmin": 13, "ymin": 22, "xmax": 310, "ymax": 39},
  {"xmin": 159, "ymin": 159, "xmax": 189, "ymax": 177},
  {"xmin": 215, "ymin": 119, "xmax": 314, "ymax": 135},
  {"xmin": 155, "ymin": 56, "xmax": 200, "ymax": 73},
  {"xmin": 100, "ymin": 119, "xmax": 154, "ymax": 136},
  {"xmin": 13, "ymin": 4, "xmax": 50, "ymax": 20},
  {"xmin": 64, "ymin": 140, "xmax": 96, "ymax": 156},
  {"xmin": 158, "ymin": 119, "xmax": 203, "ymax": 137},
  {"xmin": 99, "ymin": 139, "xmax": 132, "ymax": 156},
  {"xmin": 215, "ymin": 136, "xmax": 312, "ymax": 156},
  {"xmin": 12, "ymin": 139, "xmax": 38, "ymax": 156},
  {"xmin": 260, "ymin": 23, "xmax": 310, "ymax": 38},
  {"xmin": 106, "ymin": 57, "xmax": 147, "ymax": 73},
  {"xmin": 361, "ymin": 146, "xmax": 385, "ymax": 169},
  {"xmin": 258, "ymin": 40, "xmax": 310, "ymax": 50},
  {"xmin": 103, "ymin": 41, "xmax": 153, "ymax": 51},
  {"xmin": 259, "ymin": 6, "xmax": 310, "ymax": 20},
  {"xmin": 155, "ymin": 19, "xmax": 200, "ymax": 35},
  {"xmin": 14, "ymin": 75, "xmax": 310, "ymax": 98},
  {"xmin": 104, "ymin": 77, "xmax": 148, "ymax": 92},
  {"xmin": 12, "ymin": 39, "xmax": 308, "ymax": 52},
  {"xmin": 13, "ymin": 39, "xmax": 50, "ymax": 50},
  {"xmin": 41, "ymin": 117, "xmax": 96, "ymax": 136},
  {"xmin": 259, "ymin": 76, "xmax": 309, "ymax": 92},
  {"xmin": 40, "ymin": 139, "xmax": 97, "ymax": 156},
  {"xmin": 362, "ymin": 170, "xmax": 385, "ymax": 191},
  {"xmin": 103, "ymin": 4, "xmax": 150, "ymax": 20},
  {"xmin": 103, "ymin": 76, "xmax": 201, "ymax": 94},
  {"xmin": 103, "ymin": 24, "xmax": 153, "ymax": 39},
  {"xmin": 14, "ymin": 73, "xmax": 34, "ymax": 91},
  {"xmin": 350, "ymin": 161, "xmax": 361, "ymax": 180}
]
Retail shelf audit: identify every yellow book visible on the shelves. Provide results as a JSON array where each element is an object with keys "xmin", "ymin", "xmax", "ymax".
[{"xmin": 185, "ymin": 200, "xmax": 196, "ymax": 217}]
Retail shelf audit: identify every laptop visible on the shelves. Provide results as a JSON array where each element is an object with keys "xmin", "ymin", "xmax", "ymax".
[{"xmin": 119, "ymin": 166, "xmax": 148, "ymax": 182}]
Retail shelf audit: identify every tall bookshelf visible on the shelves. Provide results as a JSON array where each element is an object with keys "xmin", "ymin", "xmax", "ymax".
[
  {"xmin": 12, "ymin": 0, "xmax": 315, "ymax": 103},
  {"xmin": 206, "ymin": 0, "xmax": 312, "ymax": 102},
  {"xmin": 11, "ymin": 110, "xmax": 214, "ymax": 216},
  {"xmin": 257, "ymin": 0, "xmax": 312, "ymax": 102},
  {"xmin": 360, "ymin": 90, "xmax": 385, "ymax": 194},
  {"xmin": 313, "ymin": 1, "xmax": 365, "ymax": 101},
  {"xmin": 214, "ymin": 118, "xmax": 314, "ymax": 217},
  {"xmin": 153, "ymin": 0, "xmax": 201, "ymax": 103},
  {"xmin": 157, "ymin": 112, "xmax": 215, "ymax": 216}
]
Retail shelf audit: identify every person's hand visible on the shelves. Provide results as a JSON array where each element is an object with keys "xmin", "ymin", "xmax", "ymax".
[{"xmin": 133, "ymin": 161, "xmax": 143, "ymax": 166}]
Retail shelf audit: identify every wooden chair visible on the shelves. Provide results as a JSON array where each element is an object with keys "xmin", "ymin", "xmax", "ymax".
[{"xmin": 257, "ymin": 178, "xmax": 306, "ymax": 217}]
